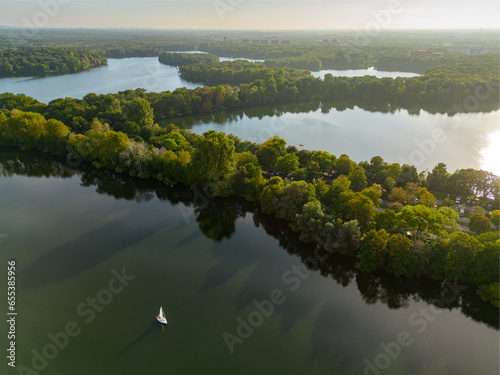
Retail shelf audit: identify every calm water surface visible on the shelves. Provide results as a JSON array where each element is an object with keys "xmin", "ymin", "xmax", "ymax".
[
  {"xmin": 311, "ymin": 67, "xmax": 420, "ymax": 79},
  {"xmin": 0, "ymin": 150, "xmax": 498, "ymax": 375},
  {"xmin": 0, "ymin": 57, "xmax": 201, "ymax": 103},
  {"xmin": 171, "ymin": 105, "xmax": 500, "ymax": 175}
]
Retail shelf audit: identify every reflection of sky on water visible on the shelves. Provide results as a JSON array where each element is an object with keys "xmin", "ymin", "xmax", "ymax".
[
  {"xmin": 480, "ymin": 127, "xmax": 500, "ymax": 176},
  {"xmin": 185, "ymin": 107, "xmax": 500, "ymax": 175}
]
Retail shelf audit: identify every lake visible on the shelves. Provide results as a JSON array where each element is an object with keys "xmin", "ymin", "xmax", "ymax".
[
  {"xmin": 310, "ymin": 67, "xmax": 420, "ymax": 79},
  {"xmin": 0, "ymin": 57, "xmax": 202, "ymax": 104},
  {"xmin": 170, "ymin": 104, "xmax": 500, "ymax": 175},
  {"xmin": 1, "ymin": 57, "xmax": 498, "ymax": 175},
  {"xmin": 0, "ymin": 149, "xmax": 498, "ymax": 375}
]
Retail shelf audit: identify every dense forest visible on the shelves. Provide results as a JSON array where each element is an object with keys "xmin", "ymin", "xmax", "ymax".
[
  {"xmin": 1, "ymin": 96, "xmax": 498, "ymax": 307},
  {"xmin": 158, "ymin": 52, "xmax": 220, "ymax": 67},
  {"xmin": 195, "ymin": 42, "xmax": 496, "ymax": 73},
  {"xmin": 2, "ymin": 28, "xmax": 498, "ymax": 72},
  {"xmin": 0, "ymin": 47, "xmax": 107, "ymax": 77},
  {"xmin": 174, "ymin": 53, "xmax": 500, "ymax": 105},
  {"xmin": 178, "ymin": 60, "xmax": 311, "ymax": 86}
]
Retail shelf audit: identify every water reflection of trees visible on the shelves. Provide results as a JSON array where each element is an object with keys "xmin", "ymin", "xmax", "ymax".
[
  {"xmin": 1, "ymin": 149, "xmax": 497, "ymax": 330},
  {"xmin": 167, "ymin": 99, "xmax": 499, "ymax": 129}
]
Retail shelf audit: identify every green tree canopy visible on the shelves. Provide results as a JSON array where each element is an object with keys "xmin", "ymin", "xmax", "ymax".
[
  {"xmin": 276, "ymin": 152, "xmax": 299, "ymax": 176},
  {"xmin": 256, "ymin": 136, "xmax": 286, "ymax": 170},
  {"xmin": 190, "ymin": 130, "xmax": 236, "ymax": 195}
]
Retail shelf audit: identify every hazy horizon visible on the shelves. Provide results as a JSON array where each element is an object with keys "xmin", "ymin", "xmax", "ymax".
[{"xmin": 1, "ymin": 0, "xmax": 499, "ymax": 30}]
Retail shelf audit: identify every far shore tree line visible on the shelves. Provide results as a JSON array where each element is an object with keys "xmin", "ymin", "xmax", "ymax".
[
  {"xmin": 162, "ymin": 52, "xmax": 499, "ymax": 106},
  {"xmin": 1, "ymin": 46, "xmax": 498, "ymax": 111},
  {"xmin": 0, "ymin": 48, "xmax": 107, "ymax": 77},
  {"xmin": 1, "ymin": 99, "xmax": 498, "ymax": 308}
]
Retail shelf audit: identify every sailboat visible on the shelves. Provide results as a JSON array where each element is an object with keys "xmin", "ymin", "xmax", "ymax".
[
  {"xmin": 156, "ymin": 306, "xmax": 167, "ymax": 325},
  {"xmin": 176, "ymin": 65, "xmax": 180, "ymax": 74}
]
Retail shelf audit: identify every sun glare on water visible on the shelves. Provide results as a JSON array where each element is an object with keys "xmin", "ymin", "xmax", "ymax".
[{"xmin": 480, "ymin": 127, "xmax": 500, "ymax": 176}]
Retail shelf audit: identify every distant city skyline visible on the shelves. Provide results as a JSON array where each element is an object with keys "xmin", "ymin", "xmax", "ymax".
[{"xmin": 1, "ymin": 0, "xmax": 499, "ymax": 30}]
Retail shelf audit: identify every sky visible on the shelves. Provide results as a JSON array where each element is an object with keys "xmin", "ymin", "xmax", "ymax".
[{"xmin": 0, "ymin": 0, "xmax": 499, "ymax": 30}]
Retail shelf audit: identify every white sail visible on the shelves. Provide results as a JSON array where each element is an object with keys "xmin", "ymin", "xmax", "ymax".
[{"xmin": 157, "ymin": 306, "xmax": 167, "ymax": 325}]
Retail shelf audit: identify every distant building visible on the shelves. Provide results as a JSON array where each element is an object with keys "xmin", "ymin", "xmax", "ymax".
[{"xmin": 467, "ymin": 46, "xmax": 487, "ymax": 55}]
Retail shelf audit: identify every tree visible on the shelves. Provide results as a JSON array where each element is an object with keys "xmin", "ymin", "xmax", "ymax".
[
  {"xmin": 190, "ymin": 130, "xmax": 236, "ymax": 195},
  {"xmin": 41, "ymin": 118, "xmax": 70, "ymax": 155},
  {"xmin": 150, "ymin": 132, "xmax": 192, "ymax": 152},
  {"xmin": 309, "ymin": 150, "xmax": 336, "ymax": 174},
  {"xmin": 375, "ymin": 209, "xmax": 406, "ymax": 234},
  {"xmin": 391, "ymin": 202, "xmax": 403, "ymax": 213},
  {"xmin": 256, "ymin": 136, "xmax": 286, "ymax": 170},
  {"xmin": 489, "ymin": 210, "xmax": 500, "ymax": 230},
  {"xmin": 438, "ymin": 206, "xmax": 460, "ymax": 233},
  {"xmin": 382, "ymin": 176, "xmax": 396, "ymax": 194},
  {"xmin": 399, "ymin": 205, "xmax": 446, "ymax": 237},
  {"xmin": 320, "ymin": 175, "xmax": 351, "ymax": 213},
  {"xmin": 469, "ymin": 213, "xmax": 491, "ymax": 234},
  {"xmin": 346, "ymin": 193, "xmax": 376, "ymax": 231},
  {"xmin": 356, "ymin": 229, "xmax": 390, "ymax": 273},
  {"xmin": 336, "ymin": 220, "xmax": 361, "ymax": 256},
  {"xmin": 124, "ymin": 97, "xmax": 154, "ymax": 127},
  {"xmin": 296, "ymin": 200, "xmax": 328, "ymax": 244},
  {"xmin": 1, "ymin": 110, "xmax": 47, "ymax": 150},
  {"xmin": 335, "ymin": 154, "xmax": 354, "ymax": 176},
  {"xmin": 418, "ymin": 188, "xmax": 437, "ymax": 208},
  {"xmin": 276, "ymin": 181, "xmax": 312, "ymax": 221},
  {"xmin": 296, "ymin": 200, "xmax": 340, "ymax": 252},
  {"xmin": 388, "ymin": 187, "xmax": 410, "ymax": 204},
  {"xmin": 447, "ymin": 168, "xmax": 477, "ymax": 198},
  {"xmin": 426, "ymin": 163, "xmax": 449, "ymax": 191},
  {"xmin": 365, "ymin": 156, "xmax": 387, "ymax": 183},
  {"xmin": 122, "ymin": 121, "xmax": 141, "ymax": 136},
  {"xmin": 361, "ymin": 184, "xmax": 382, "ymax": 207},
  {"xmin": 473, "ymin": 240, "xmax": 500, "ymax": 285},
  {"xmin": 405, "ymin": 182, "xmax": 420, "ymax": 199},
  {"xmin": 82, "ymin": 120, "xmax": 129, "ymax": 170},
  {"xmin": 384, "ymin": 163, "xmax": 402, "ymax": 182},
  {"xmin": 386, "ymin": 234, "xmax": 419, "ymax": 277},
  {"xmin": 233, "ymin": 163, "xmax": 264, "ymax": 201},
  {"xmin": 444, "ymin": 232, "xmax": 480, "ymax": 281},
  {"xmin": 276, "ymin": 153, "xmax": 299, "ymax": 176},
  {"xmin": 303, "ymin": 160, "xmax": 321, "ymax": 181},
  {"xmin": 312, "ymin": 180, "xmax": 329, "ymax": 199},
  {"xmin": 235, "ymin": 151, "xmax": 258, "ymax": 167},
  {"xmin": 399, "ymin": 164, "xmax": 419, "ymax": 186},
  {"xmin": 348, "ymin": 166, "xmax": 367, "ymax": 192},
  {"xmin": 476, "ymin": 283, "xmax": 499, "ymax": 308},
  {"xmin": 260, "ymin": 177, "xmax": 284, "ymax": 215}
]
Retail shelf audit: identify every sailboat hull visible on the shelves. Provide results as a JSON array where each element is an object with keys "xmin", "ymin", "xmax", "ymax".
[{"xmin": 157, "ymin": 316, "xmax": 168, "ymax": 325}]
